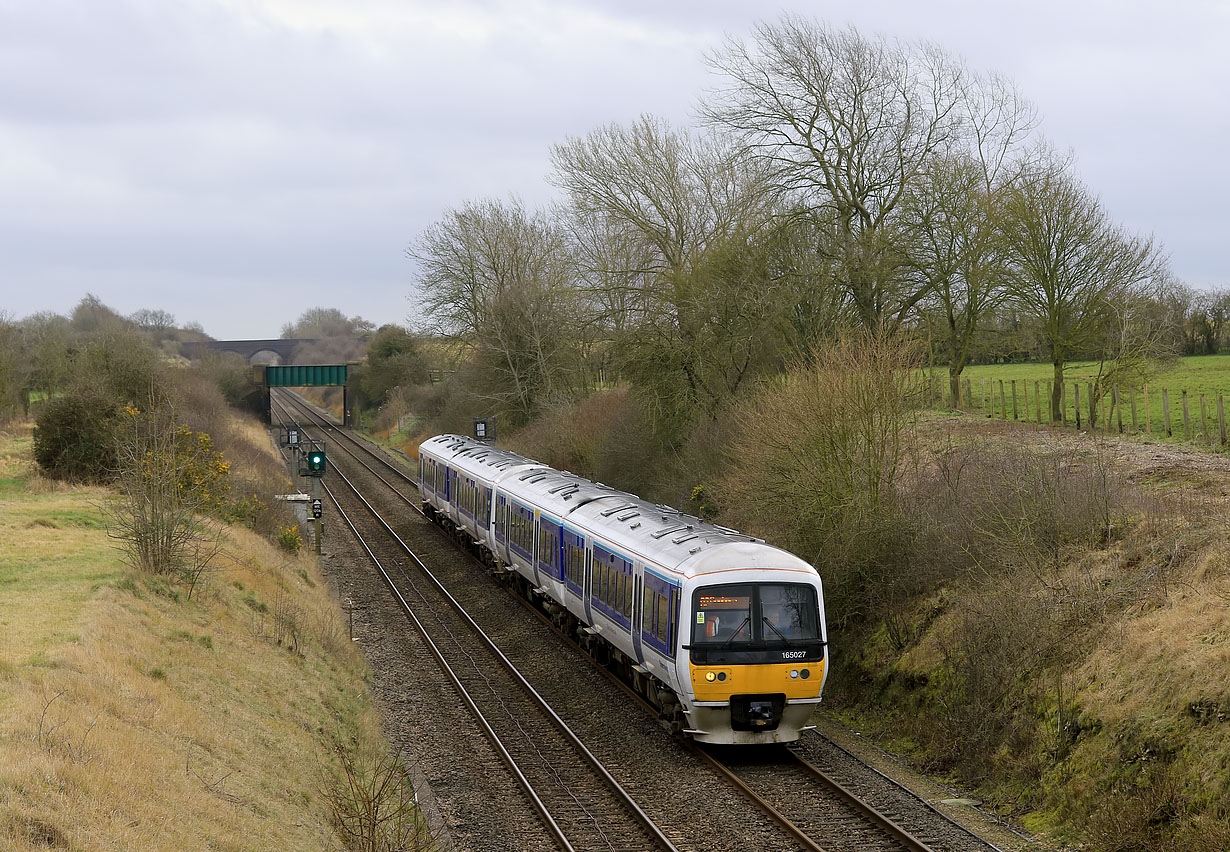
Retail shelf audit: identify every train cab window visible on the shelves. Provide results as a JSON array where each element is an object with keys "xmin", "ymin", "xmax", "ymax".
[
  {"xmin": 694, "ymin": 587, "xmax": 753, "ymax": 643},
  {"xmin": 692, "ymin": 583, "xmax": 819, "ymax": 645}
]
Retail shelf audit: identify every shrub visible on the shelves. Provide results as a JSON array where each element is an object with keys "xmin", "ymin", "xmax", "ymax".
[
  {"xmin": 32, "ymin": 389, "xmax": 121, "ymax": 482},
  {"xmin": 321, "ymin": 737, "xmax": 434, "ymax": 852},
  {"xmin": 718, "ymin": 330, "xmax": 922, "ymax": 626},
  {"xmin": 276, "ymin": 525, "xmax": 303, "ymax": 553},
  {"xmin": 102, "ymin": 405, "xmax": 227, "ymax": 586}
]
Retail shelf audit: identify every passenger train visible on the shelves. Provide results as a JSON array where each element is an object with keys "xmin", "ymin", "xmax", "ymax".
[{"xmin": 417, "ymin": 434, "xmax": 829, "ymax": 745}]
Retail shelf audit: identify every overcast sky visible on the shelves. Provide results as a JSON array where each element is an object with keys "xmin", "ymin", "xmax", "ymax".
[{"xmin": 2, "ymin": 0, "xmax": 1227, "ymax": 339}]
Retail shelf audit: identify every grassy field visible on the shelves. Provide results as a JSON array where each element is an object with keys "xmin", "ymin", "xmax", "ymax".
[
  {"xmin": 925, "ymin": 354, "xmax": 1230, "ymax": 443},
  {"xmin": 0, "ymin": 424, "xmax": 413, "ymax": 851}
]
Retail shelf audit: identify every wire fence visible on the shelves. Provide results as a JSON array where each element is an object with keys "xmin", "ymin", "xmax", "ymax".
[{"xmin": 925, "ymin": 374, "xmax": 1230, "ymax": 449}]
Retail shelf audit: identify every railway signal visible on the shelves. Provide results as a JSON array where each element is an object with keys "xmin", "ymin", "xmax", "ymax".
[
  {"xmin": 307, "ymin": 446, "xmax": 327, "ymax": 476},
  {"xmin": 474, "ymin": 416, "xmax": 496, "ymax": 442}
]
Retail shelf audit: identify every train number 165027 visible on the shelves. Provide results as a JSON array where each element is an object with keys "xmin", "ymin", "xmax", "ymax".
[{"xmin": 780, "ymin": 650, "xmax": 807, "ymax": 660}]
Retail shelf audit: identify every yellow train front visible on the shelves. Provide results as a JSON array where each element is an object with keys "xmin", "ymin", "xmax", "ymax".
[{"xmin": 672, "ymin": 548, "xmax": 828, "ymax": 744}]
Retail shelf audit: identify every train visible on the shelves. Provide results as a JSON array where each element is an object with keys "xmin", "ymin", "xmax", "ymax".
[{"xmin": 417, "ymin": 433, "xmax": 829, "ymax": 745}]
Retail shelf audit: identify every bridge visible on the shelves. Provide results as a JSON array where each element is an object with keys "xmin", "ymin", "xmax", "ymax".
[{"xmin": 181, "ymin": 339, "xmax": 320, "ymax": 366}]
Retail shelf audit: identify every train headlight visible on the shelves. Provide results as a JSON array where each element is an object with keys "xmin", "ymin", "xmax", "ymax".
[
  {"xmin": 801, "ymin": 669, "xmax": 810, "ymax": 679},
  {"xmin": 717, "ymin": 672, "xmax": 726, "ymax": 682},
  {"xmin": 790, "ymin": 670, "xmax": 799, "ymax": 679},
  {"xmin": 705, "ymin": 671, "xmax": 716, "ymax": 682}
]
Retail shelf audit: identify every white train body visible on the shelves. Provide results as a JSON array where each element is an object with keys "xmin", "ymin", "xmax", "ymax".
[{"xmin": 418, "ymin": 434, "xmax": 829, "ymax": 745}]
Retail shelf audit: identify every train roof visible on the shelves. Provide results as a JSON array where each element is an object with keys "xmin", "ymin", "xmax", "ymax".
[
  {"xmin": 420, "ymin": 434, "xmax": 544, "ymax": 480},
  {"xmin": 420, "ymin": 433, "xmax": 816, "ymax": 581}
]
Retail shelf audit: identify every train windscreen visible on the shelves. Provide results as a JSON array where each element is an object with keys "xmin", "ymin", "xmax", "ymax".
[{"xmin": 690, "ymin": 583, "xmax": 822, "ymax": 664}]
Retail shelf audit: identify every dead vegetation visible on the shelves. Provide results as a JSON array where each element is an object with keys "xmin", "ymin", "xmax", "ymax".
[{"xmin": 0, "ymin": 424, "xmax": 434, "ymax": 851}]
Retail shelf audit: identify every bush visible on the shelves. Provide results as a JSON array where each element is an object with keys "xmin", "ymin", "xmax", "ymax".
[
  {"xmin": 33, "ymin": 329, "xmax": 167, "ymax": 482},
  {"xmin": 276, "ymin": 525, "xmax": 303, "ymax": 553},
  {"xmin": 32, "ymin": 389, "xmax": 121, "ymax": 482},
  {"xmin": 717, "ymin": 330, "xmax": 922, "ymax": 626},
  {"xmin": 196, "ymin": 352, "xmax": 266, "ymax": 416},
  {"xmin": 102, "ymin": 405, "xmax": 228, "ymax": 585}
]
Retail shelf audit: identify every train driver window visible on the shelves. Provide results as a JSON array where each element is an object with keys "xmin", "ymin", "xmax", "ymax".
[{"xmin": 694, "ymin": 587, "xmax": 753, "ymax": 644}]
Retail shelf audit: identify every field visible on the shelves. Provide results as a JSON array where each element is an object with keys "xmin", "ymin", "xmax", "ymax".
[
  {"xmin": 925, "ymin": 354, "xmax": 1230, "ymax": 444},
  {"xmin": 0, "ymin": 424, "xmax": 406, "ymax": 851}
]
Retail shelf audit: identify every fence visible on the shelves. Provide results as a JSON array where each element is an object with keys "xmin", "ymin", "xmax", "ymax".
[{"xmin": 926, "ymin": 374, "xmax": 1230, "ymax": 448}]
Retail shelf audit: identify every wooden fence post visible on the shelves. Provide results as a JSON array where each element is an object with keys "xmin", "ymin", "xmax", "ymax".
[
  {"xmin": 1220, "ymin": 395, "xmax": 1227, "ymax": 447},
  {"xmin": 999, "ymin": 380, "xmax": 1007, "ymax": 420},
  {"xmin": 1130, "ymin": 388, "xmax": 1137, "ymax": 432},
  {"xmin": 1036, "ymin": 381, "xmax": 1043, "ymax": 423},
  {"xmin": 1089, "ymin": 382, "xmax": 1096, "ymax": 429},
  {"xmin": 1163, "ymin": 388, "xmax": 1171, "ymax": 437},
  {"xmin": 1201, "ymin": 395, "xmax": 1212, "ymax": 446},
  {"xmin": 1115, "ymin": 387, "xmax": 1123, "ymax": 433},
  {"xmin": 1074, "ymin": 384, "xmax": 1081, "ymax": 429},
  {"xmin": 1182, "ymin": 390, "xmax": 1191, "ymax": 441},
  {"xmin": 1011, "ymin": 380, "xmax": 1018, "ymax": 420},
  {"xmin": 1023, "ymin": 380, "xmax": 1030, "ymax": 423}
]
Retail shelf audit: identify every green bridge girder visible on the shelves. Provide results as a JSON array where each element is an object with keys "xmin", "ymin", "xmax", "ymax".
[
  {"xmin": 265, "ymin": 364, "xmax": 348, "ymax": 387},
  {"xmin": 264, "ymin": 365, "xmax": 352, "ymax": 427}
]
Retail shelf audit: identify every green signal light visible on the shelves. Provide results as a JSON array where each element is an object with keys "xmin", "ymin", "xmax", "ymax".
[{"xmin": 307, "ymin": 450, "xmax": 326, "ymax": 474}]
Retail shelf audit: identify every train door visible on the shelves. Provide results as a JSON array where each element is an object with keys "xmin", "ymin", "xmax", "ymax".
[
  {"xmin": 531, "ymin": 510, "xmax": 541, "ymax": 587},
  {"xmin": 631, "ymin": 570, "xmax": 643, "ymax": 663},
  {"xmin": 583, "ymin": 544, "xmax": 593, "ymax": 623},
  {"xmin": 494, "ymin": 493, "xmax": 507, "ymax": 563}
]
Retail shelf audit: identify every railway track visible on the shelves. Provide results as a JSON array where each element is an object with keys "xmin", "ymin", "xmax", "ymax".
[
  {"xmin": 272, "ymin": 390, "xmax": 1006, "ymax": 852},
  {"xmin": 273, "ymin": 396, "xmax": 678, "ymax": 852}
]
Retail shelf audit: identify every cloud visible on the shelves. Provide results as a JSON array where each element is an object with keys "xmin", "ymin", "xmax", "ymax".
[{"xmin": 0, "ymin": 0, "xmax": 1226, "ymax": 338}]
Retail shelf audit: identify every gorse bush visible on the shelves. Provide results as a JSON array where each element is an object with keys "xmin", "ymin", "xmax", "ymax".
[
  {"xmin": 276, "ymin": 525, "xmax": 303, "ymax": 553},
  {"xmin": 103, "ymin": 404, "xmax": 228, "ymax": 583}
]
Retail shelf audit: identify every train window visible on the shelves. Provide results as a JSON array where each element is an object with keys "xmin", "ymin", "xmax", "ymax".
[
  {"xmin": 642, "ymin": 587, "xmax": 654, "ymax": 634},
  {"xmin": 692, "ymin": 583, "xmax": 818, "ymax": 644},
  {"xmin": 693, "ymin": 585, "xmax": 754, "ymax": 644},
  {"xmin": 568, "ymin": 544, "xmax": 583, "ymax": 586},
  {"xmin": 657, "ymin": 593, "xmax": 669, "ymax": 643}
]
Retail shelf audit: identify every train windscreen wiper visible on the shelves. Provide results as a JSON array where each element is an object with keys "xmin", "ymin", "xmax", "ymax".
[
  {"xmin": 722, "ymin": 616, "xmax": 751, "ymax": 647},
  {"xmin": 762, "ymin": 617, "xmax": 794, "ymax": 647}
]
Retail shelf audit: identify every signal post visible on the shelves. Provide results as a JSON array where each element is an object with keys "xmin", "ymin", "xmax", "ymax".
[{"xmin": 304, "ymin": 441, "xmax": 327, "ymax": 554}]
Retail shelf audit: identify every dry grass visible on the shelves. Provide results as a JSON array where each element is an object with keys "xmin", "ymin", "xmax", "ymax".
[
  {"xmin": 0, "ymin": 423, "xmax": 417, "ymax": 851},
  {"xmin": 830, "ymin": 413, "xmax": 1230, "ymax": 848}
]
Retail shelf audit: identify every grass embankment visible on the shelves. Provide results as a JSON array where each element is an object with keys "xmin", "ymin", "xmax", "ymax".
[
  {"xmin": 0, "ymin": 425, "xmax": 401, "ymax": 851},
  {"xmin": 827, "ymin": 417, "xmax": 1230, "ymax": 849},
  {"xmin": 927, "ymin": 355, "xmax": 1230, "ymax": 440}
]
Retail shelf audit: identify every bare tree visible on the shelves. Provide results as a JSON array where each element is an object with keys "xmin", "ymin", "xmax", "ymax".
[
  {"xmin": 999, "ymin": 161, "xmax": 1169, "ymax": 420},
  {"xmin": 910, "ymin": 74, "xmax": 1041, "ymax": 404},
  {"xmin": 0, "ymin": 311, "xmax": 22, "ymax": 423},
  {"xmin": 130, "ymin": 308, "xmax": 176, "ymax": 333},
  {"xmin": 552, "ymin": 116, "xmax": 784, "ymax": 432},
  {"xmin": 703, "ymin": 16, "xmax": 969, "ymax": 329},
  {"xmin": 409, "ymin": 197, "xmax": 584, "ymax": 421}
]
